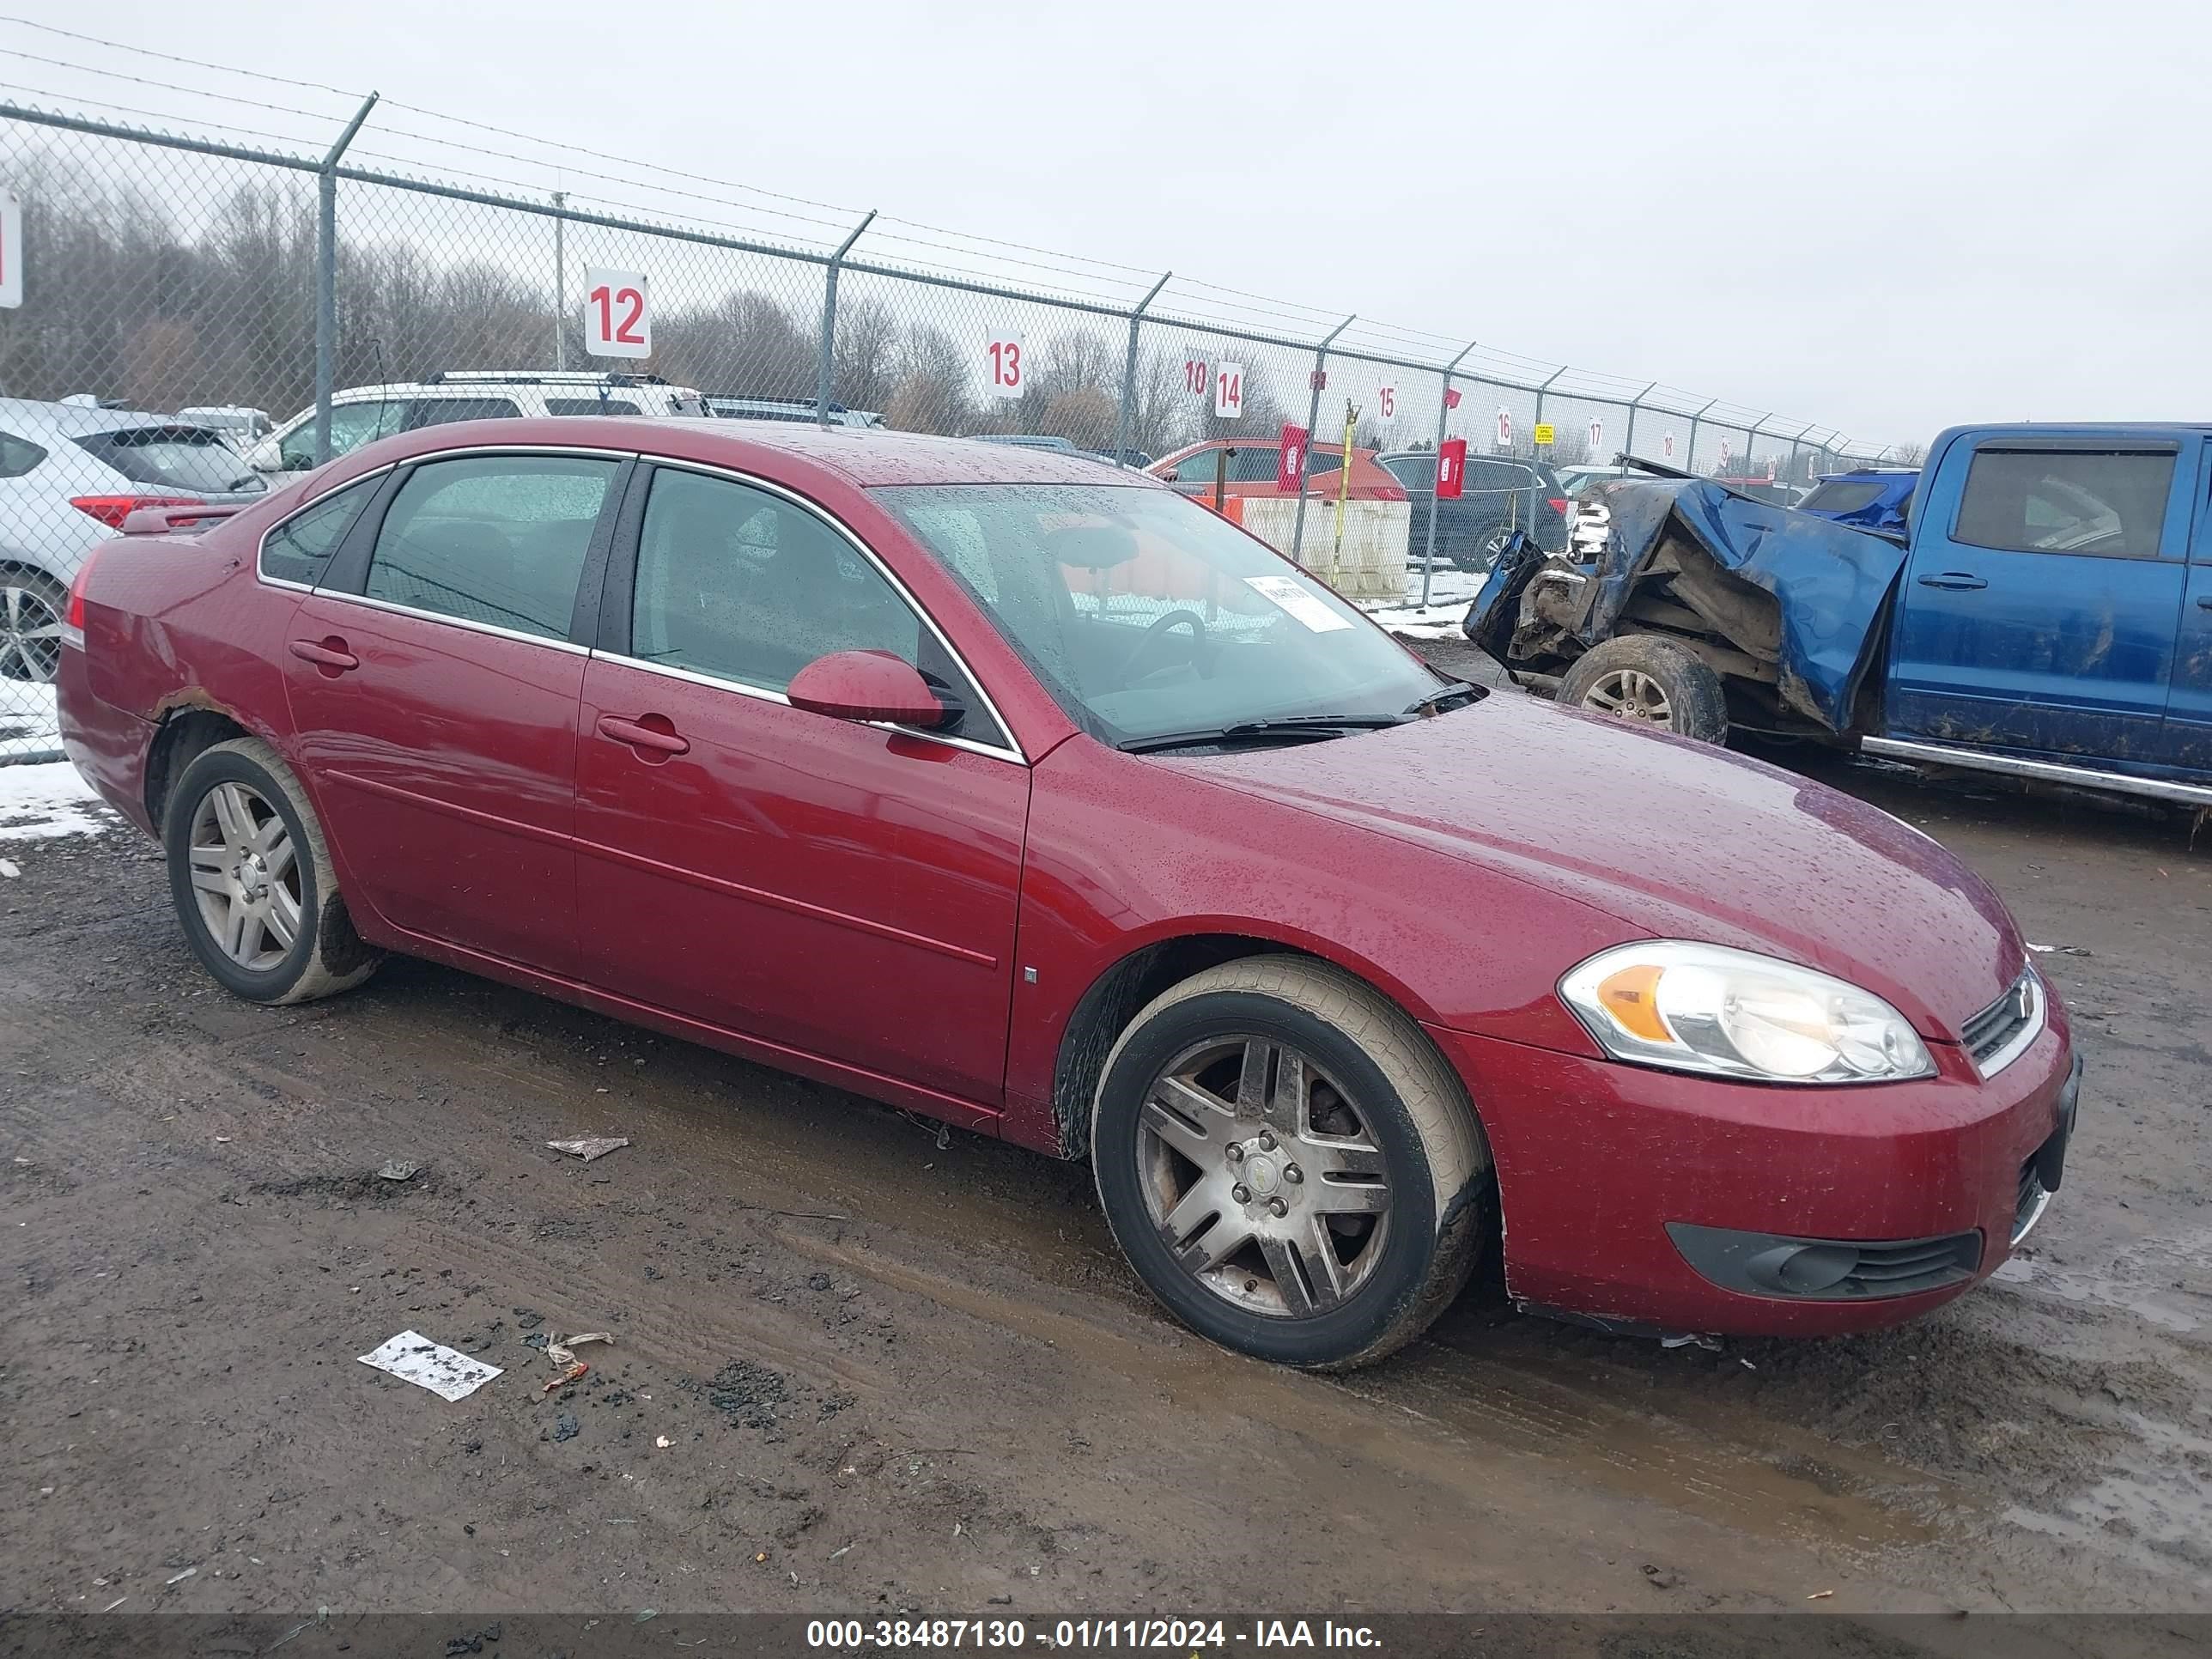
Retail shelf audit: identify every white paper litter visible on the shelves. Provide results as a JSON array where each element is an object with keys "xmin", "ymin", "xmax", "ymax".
[
  {"xmin": 549, "ymin": 1135, "xmax": 629, "ymax": 1163},
  {"xmin": 1244, "ymin": 574, "xmax": 1352, "ymax": 633},
  {"xmin": 357, "ymin": 1330, "xmax": 502, "ymax": 1401}
]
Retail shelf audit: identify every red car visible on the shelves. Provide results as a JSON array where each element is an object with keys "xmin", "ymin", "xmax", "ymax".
[{"xmin": 57, "ymin": 417, "xmax": 2079, "ymax": 1369}]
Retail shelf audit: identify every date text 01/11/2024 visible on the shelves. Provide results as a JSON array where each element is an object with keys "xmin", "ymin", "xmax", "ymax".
[{"xmin": 804, "ymin": 1620, "xmax": 1382, "ymax": 1649}]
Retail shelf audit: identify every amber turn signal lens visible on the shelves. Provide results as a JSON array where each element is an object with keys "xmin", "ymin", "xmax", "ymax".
[{"xmin": 1595, "ymin": 963, "xmax": 1669, "ymax": 1043}]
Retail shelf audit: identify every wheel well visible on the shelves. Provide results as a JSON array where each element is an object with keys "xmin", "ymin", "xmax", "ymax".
[
  {"xmin": 1049, "ymin": 934, "xmax": 1340, "ymax": 1159},
  {"xmin": 144, "ymin": 709, "xmax": 250, "ymax": 832}
]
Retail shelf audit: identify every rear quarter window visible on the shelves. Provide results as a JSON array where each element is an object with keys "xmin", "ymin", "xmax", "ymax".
[
  {"xmin": 545, "ymin": 398, "xmax": 641, "ymax": 416},
  {"xmin": 1802, "ymin": 481, "xmax": 1885, "ymax": 514},
  {"xmin": 75, "ymin": 427, "xmax": 263, "ymax": 494},
  {"xmin": 261, "ymin": 477, "xmax": 377, "ymax": 586},
  {"xmin": 0, "ymin": 430, "xmax": 47, "ymax": 478}
]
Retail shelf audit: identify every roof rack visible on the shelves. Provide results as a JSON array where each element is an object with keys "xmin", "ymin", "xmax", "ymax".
[
  {"xmin": 707, "ymin": 393, "xmax": 850, "ymax": 413},
  {"xmin": 425, "ymin": 370, "xmax": 673, "ymax": 387}
]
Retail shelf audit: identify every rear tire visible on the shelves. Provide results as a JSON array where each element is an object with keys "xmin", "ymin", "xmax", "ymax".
[
  {"xmin": 163, "ymin": 737, "xmax": 381, "ymax": 1005},
  {"xmin": 1559, "ymin": 635, "xmax": 1729, "ymax": 744},
  {"xmin": 1091, "ymin": 957, "xmax": 1489, "ymax": 1370}
]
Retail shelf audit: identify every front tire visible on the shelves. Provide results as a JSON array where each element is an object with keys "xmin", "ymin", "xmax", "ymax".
[
  {"xmin": 1558, "ymin": 635, "xmax": 1730, "ymax": 744},
  {"xmin": 163, "ymin": 737, "xmax": 381, "ymax": 1005},
  {"xmin": 1091, "ymin": 957, "xmax": 1490, "ymax": 1370}
]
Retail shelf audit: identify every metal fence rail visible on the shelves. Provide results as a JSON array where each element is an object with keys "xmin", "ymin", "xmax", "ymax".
[{"xmin": 0, "ymin": 93, "xmax": 1902, "ymax": 765}]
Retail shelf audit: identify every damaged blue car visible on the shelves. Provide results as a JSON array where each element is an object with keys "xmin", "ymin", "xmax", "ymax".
[{"xmin": 1465, "ymin": 424, "xmax": 2212, "ymax": 809}]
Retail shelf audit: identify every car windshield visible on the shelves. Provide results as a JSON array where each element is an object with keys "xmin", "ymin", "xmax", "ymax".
[{"xmin": 875, "ymin": 483, "xmax": 1446, "ymax": 749}]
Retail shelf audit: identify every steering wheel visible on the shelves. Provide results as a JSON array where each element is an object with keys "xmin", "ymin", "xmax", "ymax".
[{"xmin": 1121, "ymin": 608, "xmax": 1212, "ymax": 682}]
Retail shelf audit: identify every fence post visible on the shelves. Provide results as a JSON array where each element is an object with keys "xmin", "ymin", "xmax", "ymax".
[
  {"xmin": 1621, "ymin": 381, "xmax": 1655, "ymax": 461},
  {"xmin": 1532, "ymin": 366, "xmax": 1565, "ymax": 437},
  {"xmin": 1290, "ymin": 313, "xmax": 1356, "ymax": 567},
  {"xmin": 815, "ymin": 210, "xmax": 877, "ymax": 427},
  {"xmin": 1790, "ymin": 421, "xmax": 1816, "ymax": 486},
  {"xmin": 314, "ymin": 92, "xmax": 380, "ymax": 466},
  {"xmin": 551, "ymin": 190, "xmax": 566, "ymax": 370},
  {"xmin": 1746, "ymin": 412, "xmax": 1770, "ymax": 476},
  {"xmin": 1684, "ymin": 398, "xmax": 1717, "ymax": 477},
  {"xmin": 1419, "ymin": 339, "xmax": 1479, "ymax": 611},
  {"xmin": 1113, "ymin": 270, "xmax": 1172, "ymax": 469}
]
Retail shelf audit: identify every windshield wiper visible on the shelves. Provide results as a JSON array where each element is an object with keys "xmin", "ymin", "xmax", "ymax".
[
  {"xmin": 1402, "ymin": 678, "xmax": 1483, "ymax": 718},
  {"xmin": 1119, "ymin": 714, "xmax": 1406, "ymax": 755}
]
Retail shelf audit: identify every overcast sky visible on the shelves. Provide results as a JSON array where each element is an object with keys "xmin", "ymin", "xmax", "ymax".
[{"xmin": 46, "ymin": 1, "xmax": 2212, "ymax": 447}]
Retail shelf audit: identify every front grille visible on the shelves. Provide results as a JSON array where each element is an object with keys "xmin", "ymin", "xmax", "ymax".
[{"xmin": 1962, "ymin": 969, "xmax": 2042, "ymax": 1077}]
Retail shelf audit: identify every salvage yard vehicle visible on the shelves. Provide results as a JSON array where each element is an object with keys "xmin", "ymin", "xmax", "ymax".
[
  {"xmin": 1377, "ymin": 449, "xmax": 1573, "ymax": 571},
  {"xmin": 58, "ymin": 417, "xmax": 2078, "ymax": 1368},
  {"xmin": 249, "ymin": 371, "xmax": 708, "ymax": 478},
  {"xmin": 0, "ymin": 397, "xmax": 268, "ymax": 684},
  {"xmin": 1470, "ymin": 424, "xmax": 2212, "ymax": 809}
]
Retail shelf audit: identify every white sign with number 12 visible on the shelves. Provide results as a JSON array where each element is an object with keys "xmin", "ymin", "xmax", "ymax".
[
  {"xmin": 582, "ymin": 268, "xmax": 651, "ymax": 358},
  {"xmin": 1214, "ymin": 362, "xmax": 1243, "ymax": 419}
]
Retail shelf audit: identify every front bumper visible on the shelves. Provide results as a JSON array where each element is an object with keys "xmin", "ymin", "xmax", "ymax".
[{"xmin": 1424, "ymin": 1012, "xmax": 2076, "ymax": 1337}]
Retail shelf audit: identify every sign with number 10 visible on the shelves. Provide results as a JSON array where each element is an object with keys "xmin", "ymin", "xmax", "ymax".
[
  {"xmin": 986, "ymin": 330, "xmax": 1024, "ymax": 398},
  {"xmin": 582, "ymin": 268, "xmax": 651, "ymax": 359}
]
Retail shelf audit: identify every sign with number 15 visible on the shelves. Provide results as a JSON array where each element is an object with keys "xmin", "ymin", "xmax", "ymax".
[{"xmin": 583, "ymin": 268, "xmax": 651, "ymax": 359}]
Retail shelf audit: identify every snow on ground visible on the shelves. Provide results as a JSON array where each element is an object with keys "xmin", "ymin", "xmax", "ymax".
[
  {"xmin": 0, "ymin": 760, "xmax": 110, "ymax": 842},
  {"xmin": 1358, "ymin": 564, "xmax": 1485, "ymax": 639},
  {"xmin": 0, "ymin": 681, "xmax": 62, "ymax": 760}
]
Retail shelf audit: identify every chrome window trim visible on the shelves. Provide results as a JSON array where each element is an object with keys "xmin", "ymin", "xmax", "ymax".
[
  {"xmin": 591, "ymin": 648, "xmax": 1024, "ymax": 766},
  {"xmin": 631, "ymin": 456, "xmax": 1029, "ymax": 764},
  {"xmin": 1974, "ymin": 970, "xmax": 2047, "ymax": 1081},
  {"xmin": 252, "ymin": 460, "xmax": 397, "ymax": 587},
  {"xmin": 319, "ymin": 587, "xmax": 592, "ymax": 654}
]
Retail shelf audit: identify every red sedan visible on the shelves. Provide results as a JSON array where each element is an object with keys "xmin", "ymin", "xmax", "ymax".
[{"xmin": 56, "ymin": 417, "xmax": 2078, "ymax": 1369}]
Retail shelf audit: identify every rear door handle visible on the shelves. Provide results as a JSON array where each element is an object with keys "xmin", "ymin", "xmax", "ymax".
[
  {"xmin": 2197, "ymin": 595, "xmax": 2212, "ymax": 610},
  {"xmin": 1917, "ymin": 572, "xmax": 1989, "ymax": 591},
  {"xmin": 596, "ymin": 714, "xmax": 690, "ymax": 757},
  {"xmin": 288, "ymin": 637, "xmax": 358, "ymax": 671}
]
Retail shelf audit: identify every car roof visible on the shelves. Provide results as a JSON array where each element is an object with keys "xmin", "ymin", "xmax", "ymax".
[
  {"xmin": 349, "ymin": 415, "xmax": 1171, "ymax": 490},
  {"xmin": 0, "ymin": 397, "xmax": 214, "ymax": 435}
]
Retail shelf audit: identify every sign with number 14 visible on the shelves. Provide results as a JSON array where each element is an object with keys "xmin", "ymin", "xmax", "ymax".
[
  {"xmin": 1214, "ymin": 362, "xmax": 1243, "ymax": 419},
  {"xmin": 582, "ymin": 268, "xmax": 651, "ymax": 359}
]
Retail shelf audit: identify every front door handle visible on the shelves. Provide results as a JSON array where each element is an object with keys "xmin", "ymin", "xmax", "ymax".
[
  {"xmin": 596, "ymin": 714, "xmax": 690, "ymax": 757},
  {"xmin": 1917, "ymin": 572, "xmax": 1989, "ymax": 591},
  {"xmin": 288, "ymin": 636, "xmax": 358, "ymax": 672},
  {"xmin": 2197, "ymin": 595, "xmax": 2212, "ymax": 610}
]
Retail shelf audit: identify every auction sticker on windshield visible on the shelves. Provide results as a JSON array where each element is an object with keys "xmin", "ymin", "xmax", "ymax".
[{"xmin": 1245, "ymin": 574, "xmax": 1352, "ymax": 632}]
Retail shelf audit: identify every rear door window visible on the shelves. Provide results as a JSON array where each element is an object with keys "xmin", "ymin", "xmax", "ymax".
[
  {"xmin": 1381, "ymin": 455, "xmax": 1432, "ymax": 491},
  {"xmin": 1954, "ymin": 448, "xmax": 2176, "ymax": 559},
  {"xmin": 545, "ymin": 398, "xmax": 642, "ymax": 416},
  {"xmin": 1801, "ymin": 480, "xmax": 1885, "ymax": 514},
  {"xmin": 261, "ymin": 477, "xmax": 378, "ymax": 586},
  {"xmin": 283, "ymin": 401, "xmax": 401, "ymax": 469},
  {"xmin": 76, "ymin": 427, "xmax": 264, "ymax": 494},
  {"xmin": 363, "ymin": 455, "xmax": 617, "ymax": 640}
]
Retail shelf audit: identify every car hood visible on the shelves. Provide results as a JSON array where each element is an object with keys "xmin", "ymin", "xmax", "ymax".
[{"xmin": 1182, "ymin": 692, "xmax": 2023, "ymax": 1041}]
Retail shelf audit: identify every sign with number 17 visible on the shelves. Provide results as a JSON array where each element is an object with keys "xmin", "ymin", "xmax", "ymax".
[{"xmin": 582, "ymin": 268, "xmax": 651, "ymax": 359}]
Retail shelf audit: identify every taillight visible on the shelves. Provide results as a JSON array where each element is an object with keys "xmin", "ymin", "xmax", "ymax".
[
  {"xmin": 1547, "ymin": 496, "xmax": 1570, "ymax": 515},
  {"xmin": 63, "ymin": 545, "xmax": 100, "ymax": 645},
  {"xmin": 70, "ymin": 494, "xmax": 197, "ymax": 530}
]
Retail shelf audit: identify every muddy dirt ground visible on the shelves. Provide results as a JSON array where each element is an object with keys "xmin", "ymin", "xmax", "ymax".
[{"xmin": 4, "ymin": 646, "xmax": 2209, "ymax": 1626}]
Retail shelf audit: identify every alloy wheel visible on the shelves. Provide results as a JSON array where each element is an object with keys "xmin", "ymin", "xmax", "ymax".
[
  {"xmin": 185, "ymin": 781, "xmax": 303, "ymax": 971},
  {"xmin": 0, "ymin": 579, "xmax": 64, "ymax": 684},
  {"xmin": 1582, "ymin": 666, "xmax": 1674, "ymax": 726},
  {"xmin": 1135, "ymin": 1035, "xmax": 1394, "ymax": 1318}
]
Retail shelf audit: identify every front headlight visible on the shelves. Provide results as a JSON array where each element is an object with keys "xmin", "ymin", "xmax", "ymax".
[{"xmin": 1559, "ymin": 941, "xmax": 1935, "ymax": 1085}]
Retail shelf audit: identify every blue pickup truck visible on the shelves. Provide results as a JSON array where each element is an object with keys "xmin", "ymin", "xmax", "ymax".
[{"xmin": 1466, "ymin": 423, "xmax": 2212, "ymax": 808}]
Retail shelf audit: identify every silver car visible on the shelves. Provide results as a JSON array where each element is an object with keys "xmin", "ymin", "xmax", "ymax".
[{"xmin": 0, "ymin": 398, "xmax": 267, "ymax": 684}]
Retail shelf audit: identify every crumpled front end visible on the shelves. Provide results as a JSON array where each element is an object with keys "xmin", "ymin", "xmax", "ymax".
[{"xmin": 1465, "ymin": 478, "xmax": 1911, "ymax": 733}]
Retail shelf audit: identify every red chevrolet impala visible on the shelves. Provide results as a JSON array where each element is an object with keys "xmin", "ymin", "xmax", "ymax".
[{"xmin": 56, "ymin": 417, "xmax": 2079, "ymax": 1368}]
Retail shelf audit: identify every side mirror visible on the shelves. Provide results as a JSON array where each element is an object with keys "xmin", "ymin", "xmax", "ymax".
[
  {"xmin": 787, "ymin": 650, "xmax": 947, "ymax": 727},
  {"xmin": 1159, "ymin": 469, "xmax": 1177, "ymax": 483},
  {"xmin": 247, "ymin": 435, "xmax": 284, "ymax": 472}
]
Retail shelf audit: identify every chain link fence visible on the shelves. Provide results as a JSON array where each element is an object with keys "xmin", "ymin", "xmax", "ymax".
[{"xmin": 0, "ymin": 96, "xmax": 1904, "ymax": 763}]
